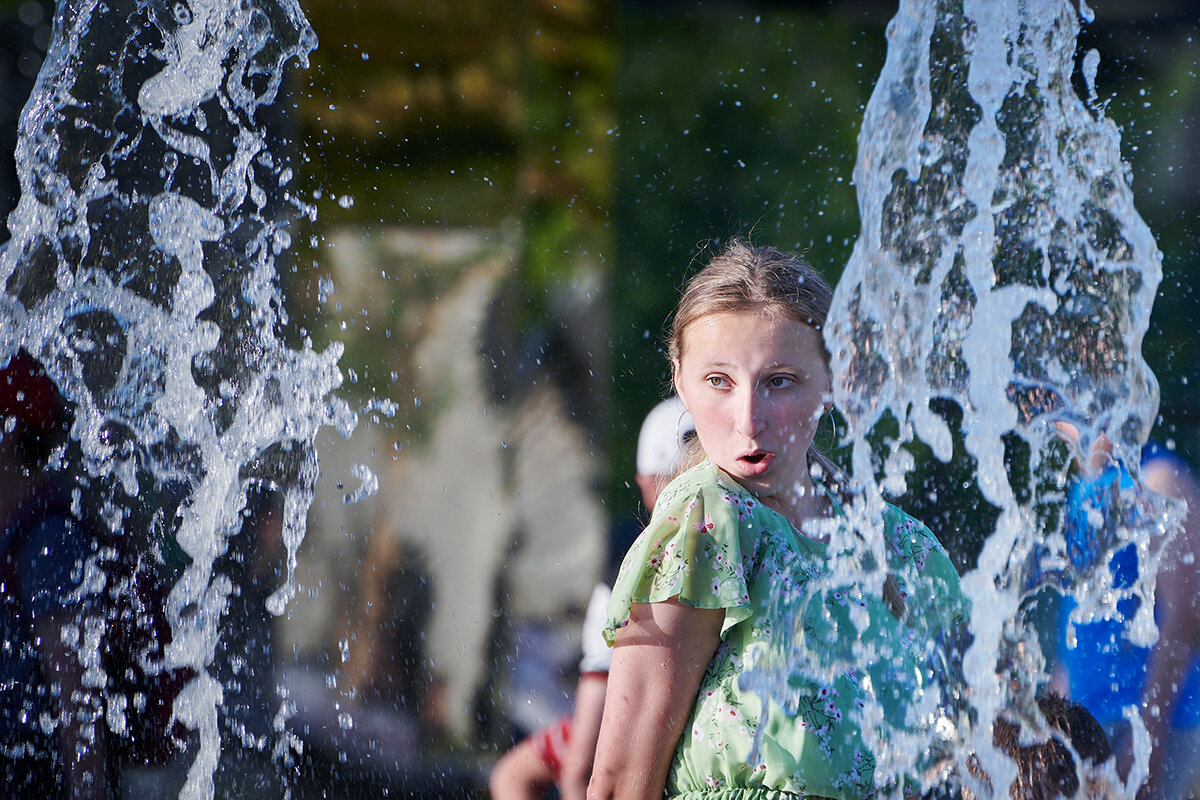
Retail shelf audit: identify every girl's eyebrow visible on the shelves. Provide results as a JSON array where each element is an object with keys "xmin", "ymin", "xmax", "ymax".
[{"xmin": 697, "ymin": 361, "xmax": 810, "ymax": 373}]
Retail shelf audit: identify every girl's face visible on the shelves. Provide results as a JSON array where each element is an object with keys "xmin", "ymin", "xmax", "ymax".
[{"xmin": 674, "ymin": 309, "xmax": 831, "ymax": 521}]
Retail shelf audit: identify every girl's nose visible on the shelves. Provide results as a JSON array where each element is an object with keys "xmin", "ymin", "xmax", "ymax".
[{"xmin": 734, "ymin": 388, "xmax": 764, "ymax": 438}]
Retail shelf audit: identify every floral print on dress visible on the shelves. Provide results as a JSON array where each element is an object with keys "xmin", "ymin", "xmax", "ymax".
[{"xmin": 604, "ymin": 461, "xmax": 968, "ymax": 800}]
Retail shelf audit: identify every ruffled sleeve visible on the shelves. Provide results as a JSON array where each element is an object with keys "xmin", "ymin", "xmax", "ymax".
[
  {"xmin": 882, "ymin": 506, "xmax": 970, "ymax": 628},
  {"xmin": 603, "ymin": 465, "xmax": 756, "ymax": 645}
]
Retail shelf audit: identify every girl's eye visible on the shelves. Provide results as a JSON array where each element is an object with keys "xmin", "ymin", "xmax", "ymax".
[
  {"xmin": 706, "ymin": 375, "xmax": 727, "ymax": 388},
  {"xmin": 768, "ymin": 375, "xmax": 795, "ymax": 389}
]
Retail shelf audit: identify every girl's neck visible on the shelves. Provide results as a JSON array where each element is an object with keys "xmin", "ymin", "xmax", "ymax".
[{"xmin": 760, "ymin": 476, "xmax": 830, "ymax": 531}]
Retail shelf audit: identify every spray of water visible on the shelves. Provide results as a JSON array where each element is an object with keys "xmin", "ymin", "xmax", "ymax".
[
  {"xmin": 749, "ymin": 0, "xmax": 1175, "ymax": 797},
  {"xmin": 0, "ymin": 0, "xmax": 353, "ymax": 796}
]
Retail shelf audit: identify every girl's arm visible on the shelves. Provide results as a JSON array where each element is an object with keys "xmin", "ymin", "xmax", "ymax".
[{"xmin": 587, "ymin": 598, "xmax": 724, "ymax": 800}]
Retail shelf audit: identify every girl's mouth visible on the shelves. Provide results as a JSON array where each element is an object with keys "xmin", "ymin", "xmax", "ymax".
[{"xmin": 738, "ymin": 451, "xmax": 774, "ymax": 475}]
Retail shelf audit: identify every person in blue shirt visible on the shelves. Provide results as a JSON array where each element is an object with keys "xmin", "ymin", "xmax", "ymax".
[
  {"xmin": 1137, "ymin": 446, "xmax": 1200, "ymax": 800},
  {"xmin": 1052, "ymin": 427, "xmax": 1200, "ymax": 800}
]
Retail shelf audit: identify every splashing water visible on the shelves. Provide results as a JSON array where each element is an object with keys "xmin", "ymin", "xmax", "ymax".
[
  {"xmin": 749, "ymin": 0, "xmax": 1176, "ymax": 797},
  {"xmin": 0, "ymin": 0, "xmax": 354, "ymax": 796}
]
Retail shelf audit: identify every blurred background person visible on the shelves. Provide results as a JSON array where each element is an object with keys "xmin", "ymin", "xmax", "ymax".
[
  {"xmin": 0, "ymin": 350, "xmax": 111, "ymax": 799},
  {"xmin": 489, "ymin": 396, "xmax": 695, "ymax": 800},
  {"xmin": 1138, "ymin": 445, "xmax": 1200, "ymax": 800},
  {"xmin": 1049, "ymin": 426, "xmax": 1200, "ymax": 799}
]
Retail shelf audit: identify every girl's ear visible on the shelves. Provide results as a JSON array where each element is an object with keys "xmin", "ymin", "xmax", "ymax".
[{"xmin": 671, "ymin": 359, "xmax": 686, "ymax": 407}]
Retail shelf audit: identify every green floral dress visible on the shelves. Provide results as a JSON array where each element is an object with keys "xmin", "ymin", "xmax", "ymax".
[{"xmin": 604, "ymin": 461, "xmax": 969, "ymax": 800}]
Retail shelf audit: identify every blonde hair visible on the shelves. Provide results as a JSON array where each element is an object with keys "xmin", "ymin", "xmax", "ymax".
[
  {"xmin": 668, "ymin": 239, "xmax": 833, "ymax": 364},
  {"xmin": 668, "ymin": 239, "xmax": 842, "ymax": 490}
]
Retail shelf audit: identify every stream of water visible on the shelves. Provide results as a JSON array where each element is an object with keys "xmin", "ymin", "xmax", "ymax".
[
  {"xmin": 0, "ymin": 0, "xmax": 353, "ymax": 796},
  {"xmin": 747, "ymin": 1, "xmax": 1172, "ymax": 796}
]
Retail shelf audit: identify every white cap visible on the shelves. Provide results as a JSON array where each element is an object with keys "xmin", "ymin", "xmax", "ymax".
[{"xmin": 636, "ymin": 396, "xmax": 696, "ymax": 476}]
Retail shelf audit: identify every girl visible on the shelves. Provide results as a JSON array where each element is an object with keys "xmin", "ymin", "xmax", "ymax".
[{"xmin": 588, "ymin": 240, "xmax": 968, "ymax": 800}]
